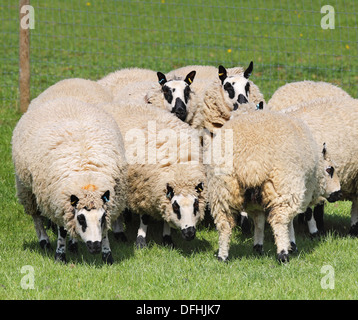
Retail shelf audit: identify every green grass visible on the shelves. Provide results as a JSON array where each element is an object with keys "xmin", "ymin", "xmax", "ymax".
[{"xmin": 1, "ymin": 0, "xmax": 358, "ymax": 300}]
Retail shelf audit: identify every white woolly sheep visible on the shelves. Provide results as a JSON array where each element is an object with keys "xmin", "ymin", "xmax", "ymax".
[
  {"xmin": 113, "ymin": 70, "xmax": 200, "ymax": 127},
  {"xmin": 102, "ymin": 102, "xmax": 207, "ymax": 248},
  {"xmin": 268, "ymin": 80, "xmax": 352, "ymax": 111},
  {"xmin": 277, "ymin": 96, "xmax": 358, "ymax": 237},
  {"xmin": 205, "ymin": 111, "xmax": 341, "ymax": 263},
  {"xmin": 12, "ymin": 98, "xmax": 127, "ymax": 264},
  {"xmin": 97, "ymin": 67, "xmax": 158, "ymax": 96},
  {"xmin": 29, "ymin": 78, "xmax": 113, "ymax": 110}
]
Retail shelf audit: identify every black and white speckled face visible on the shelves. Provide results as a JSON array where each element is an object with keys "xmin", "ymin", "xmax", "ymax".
[
  {"xmin": 165, "ymin": 183, "xmax": 203, "ymax": 241},
  {"xmin": 157, "ymin": 71, "xmax": 196, "ymax": 121},
  {"xmin": 219, "ymin": 62, "xmax": 253, "ymax": 111},
  {"xmin": 70, "ymin": 191, "xmax": 109, "ymax": 253}
]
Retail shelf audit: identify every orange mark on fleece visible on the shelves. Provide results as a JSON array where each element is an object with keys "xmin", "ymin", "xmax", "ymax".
[{"xmin": 82, "ymin": 184, "xmax": 97, "ymax": 191}]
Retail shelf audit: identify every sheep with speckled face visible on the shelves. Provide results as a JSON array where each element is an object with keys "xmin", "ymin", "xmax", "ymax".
[
  {"xmin": 206, "ymin": 111, "xmax": 341, "ymax": 263},
  {"xmin": 12, "ymin": 98, "xmax": 127, "ymax": 264},
  {"xmin": 102, "ymin": 102, "xmax": 207, "ymax": 248}
]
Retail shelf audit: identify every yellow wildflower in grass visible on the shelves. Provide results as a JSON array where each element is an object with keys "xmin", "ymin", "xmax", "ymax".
[
  {"xmin": 300, "ymin": 33, "xmax": 303, "ymax": 37},
  {"xmin": 227, "ymin": 49, "xmax": 232, "ymax": 53},
  {"xmin": 346, "ymin": 44, "xmax": 350, "ymax": 50},
  {"xmin": 86, "ymin": 2, "xmax": 91, "ymax": 6}
]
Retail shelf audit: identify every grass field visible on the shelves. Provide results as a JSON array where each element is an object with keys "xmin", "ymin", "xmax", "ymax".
[{"xmin": 1, "ymin": 1, "xmax": 358, "ymax": 300}]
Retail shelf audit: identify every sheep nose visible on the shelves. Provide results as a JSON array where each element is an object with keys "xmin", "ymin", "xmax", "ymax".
[
  {"xmin": 237, "ymin": 94, "xmax": 248, "ymax": 104},
  {"xmin": 327, "ymin": 190, "xmax": 342, "ymax": 203},
  {"xmin": 86, "ymin": 241, "xmax": 102, "ymax": 254},
  {"xmin": 181, "ymin": 226, "xmax": 196, "ymax": 241},
  {"xmin": 172, "ymin": 98, "xmax": 187, "ymax": 121}
]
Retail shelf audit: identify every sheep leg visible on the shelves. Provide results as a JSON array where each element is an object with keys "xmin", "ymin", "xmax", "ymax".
[
  {"xmin": 101, "ymin": 231, "xmax": 113, "ymax": 264},
  {"xmin": 288, "ymin": 220, "xmax": 297, "ymax": 253},
  {"xmin": 16, "ymin": 176, "xmax": 51, "ymax": 250},
  {"xmin": 216, "ymin": 217, "xmax": 233, "ymax": 262},
  {"xmin": 68, "ymin": 236, "xmax": 78, "ymax": 253},
  {"xmin": 55, "ymin": 226, "xmax": 67, "ymax": 263},
  {"xmin": 349, "ymin": 198, "xmax": 358, "ymax": 236},
  {"xmin": 162, "ymin": 221, "xmax": 174, "ymax": 247},
  {"xmin": 239, "ymin": 211, "xmax": 251, "ymax": 235},
  {"xmin": 136, "ymin": 214, "xmax": 149, "ymax": 249},
  {"xmin": 267, "ymin": 208, "xmax": 291, "ymax": 263},
  {"xmin": 112, "ymin": 216, "xmax": 127, "ymax": 242},
  {"xmin": 252, "ymin": 210, "xmax": 265, "ymax": 254}
]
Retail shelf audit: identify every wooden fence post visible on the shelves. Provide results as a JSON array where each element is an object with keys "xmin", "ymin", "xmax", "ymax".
[{"xmin": 19, "ymin": 0, "xmax": 31, "ymax": 113}]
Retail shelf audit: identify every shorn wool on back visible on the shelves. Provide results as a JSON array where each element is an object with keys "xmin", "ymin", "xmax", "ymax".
[{"xmin": 12, "ymin": 98, "xmax": 127, "ymax": 264}]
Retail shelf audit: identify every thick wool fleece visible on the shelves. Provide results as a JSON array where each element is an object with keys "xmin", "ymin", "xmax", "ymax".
[
  {"xmin": 206, "ymin": 111, "xmax": 330, "ymax": 257},
  {"xmin": 97, "ymin": 67, "xmax": 158, "ymax": 96},
  {"xmin": 12, "ymin": 98, "xmax": 127, "ymax": 236},
  {"xmin": 280, "ymin": 96, "xmax": 358, "ymax": 200},
  {"xmin": 102, "ymin": 102, "xmax": 207, "ymax": 223},
  {"xmin": 29, "ymin": 78, "xmax": 113, "ymax": 110},
  {"xmin": 268, "ymin": 80, "xmax": 352, "ymax": 111}
]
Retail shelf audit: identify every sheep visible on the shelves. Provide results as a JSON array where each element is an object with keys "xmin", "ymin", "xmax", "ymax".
[
  {"xmin": 112, "ymin": 70, "xmax": 200, "ymax": 128},
  {"xmin": 268, "ymin": 80, "xmax": 352, "ymax": 111},
  {"xmin": 277, "ymin": 96, "xmax": 358, "ymax": 237},
  {"xmin": 29, "ymin": 78, "xmax": 113, "ymax": 110},
  {"xmin": 12, "ymin": 98, "xmax": 127, "ymax": 264},
  {"xmin": 189, "ymin": 63, "xmax": 266, "ymax": 132},
  {"xmin": 205, "ymin": 111, "xmax": 341, "ymax": 263},
  {"xmin": 97, "ymin": 67, "xmax": 158, "ymax": 96},
  {"xmin": 102, "ymin": 102, "xmax": 207, "ymax": 248}
]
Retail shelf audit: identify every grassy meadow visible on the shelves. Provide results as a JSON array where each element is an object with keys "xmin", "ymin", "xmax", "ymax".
[{"xmin": 1, "ymin": 0, "xmax": 358, "ymax": 300}]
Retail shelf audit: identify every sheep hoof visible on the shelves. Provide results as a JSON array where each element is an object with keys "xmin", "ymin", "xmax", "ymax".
[
  {"xmin": 114, "ymin": 232, "xmax": 128, "ymax": 242},
  {"xmin": 349, "ymin": 223, "xmax": 358, "ymax": 237},
  {"xmin": 162, "ymin": 235, "xmax": 174, "ymax": 248},
  {"xmin": 289, "ymin": 242, "xmax": 298, "ymax": 253},
  {"xmin": 309, "ymin": 231, "xmax": 320, "ymax": 239},
  {"xmin": 277, "ymin": 251, "xmax": 289, "ymax": 264},
  {"xmin": 102, "ymin": 252, "xmax": 114, "ymax": 265},
  {"xmin": 68, "ymin": 240, "xmax": 78, "ymax": 253},
  {"xmin": 54, "ymin": 252, "xmax": 66, "ymax": 264},
  {"xmin": 136, "ymin": 235, "xmax": 147, "ymax": 249},
  {"xmin": 39, "ymin": 239, "xmax": 52, "ymax": 251},
  {"xmin": 217, "ymin": 255, "xmax": 229, "ymax": 263},
  {"xmin": 253, "ymin": 244, "xmax": 264, "ymax": 255}
]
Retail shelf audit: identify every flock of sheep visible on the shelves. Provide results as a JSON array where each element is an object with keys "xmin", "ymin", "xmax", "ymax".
[{"xmin": 11, "ymin": 62, "xmax": 358, "ymax": 264}]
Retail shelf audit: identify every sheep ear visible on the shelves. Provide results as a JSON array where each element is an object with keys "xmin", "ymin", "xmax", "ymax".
[
  {"xmin": 70, "ymin": 195, "xmax": 79, "ymax": 207},
  {"xmin": 157, "ymin": 72, "xmax": 167, "ymax": 86},
  {"xmin": 257, "ymin": 101, "xmax": 264, "ymax": 110},
  {"xmin": 244, "ymin": 61, "xmax": 253, "ymax": 79},
  {"xmin": 195, "ymin": 182, "xmax": 204, "ymax": 193},
  {"xmin": 166, "ymin": 184, "xmax": 174, "ymax": 200},
  {"xmin": 101, "ymin": 190, "xmax": 110, "ymax": 203},
  {"xmin": 218, "ymin": 65, "xmax": 227, "ymax": 84},
  {"xmin": 184, "ymin": 71, "xmax": 196, "ymax": 86}
]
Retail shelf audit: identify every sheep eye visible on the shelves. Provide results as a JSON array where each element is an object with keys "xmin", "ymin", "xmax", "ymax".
[
  {"xmin": 172, "ymin": 200, "xmax": 181, "ymax": 219},
  {"xmin": 193, "ymin": 199, "xmax": 199, "ymax": 216},
  {"xmin": 101, "ymin": 213, "xmax": 107, "ymax": 227},
  {"xmin": 326, "ymin": 166, "xmax": 334, "ymax": 178},
  {"xmin": 77, "ymin": 214, "xmax": 87, "ymax": 232}
]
